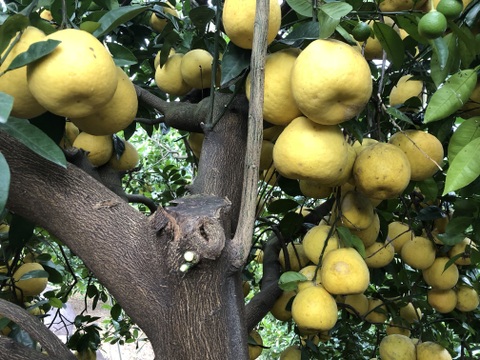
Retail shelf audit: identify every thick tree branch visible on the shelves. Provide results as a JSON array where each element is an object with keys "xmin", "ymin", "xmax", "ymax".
[
  {"xmin": 0, "ymin": 337, "xmax": 50, "ymax": 360},
  {"xmin": 230, "ymin": 0, "xmax": 269, "ymax": 268},
  {"xmin": 0, "ymin": 299, "xmax": 76, "ymax": 360}
]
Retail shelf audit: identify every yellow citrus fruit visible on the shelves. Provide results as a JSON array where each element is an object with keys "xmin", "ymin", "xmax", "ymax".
[
  {"xmin": 108, "ymin": 140, "xmax": 139, "ymax": 171},
  {"xmin": 291, "ymin": 286, "xmax": 338, "ymax": 332},
  {"xmin": 74, "ymin": 349, "xmax": 97, "ymax": 360},
  {"xmin": 353, "ymin": 142, "xmax": 411, "ymax": 200},
  {"xmin": 379, "ymin": 334, "xmax": 416, "ymax": 360},
  {"xmin": 389, "ymin": 75, "xmax": 424, "ymax": 109},
  {"xmin": 259, "ymin": 140, "xmax": 274, "ymax": 171},
  {"xmin": 0, "ymin": 26, "xmax": 47, "ymax": 119},
  {"xmin": 297, "ymin": 265, "xmax": 322, "ymax": 292},
  {"xmin": 344, "ymin": 293, "xmax": 369, "ymax": 317},
  {"xmin": 39, "ymin": 9, "xmax": 54, "ymax": 21},
  {"xmin": 149, "ymin": 2, "xmax": 177, "ymax": 33},
  {"xmin": 59, "ymin": 122, "xmax": 80, "ymax": 149},
  {"xmin": 72, "ymin": 133, "xmax": 113, "ymax": 167},
  {"xmin": 379, "ymin": 0, "xmax": 427, "ymax": 11},
  {"xmin": 365, "ymin": 298, "xmax": 388, "ymax": 323},
  {"xmin": 350, "ymin": 212, "xmax": 381, "ymax": 248},
  {"xmin": 364, "ymin": 241, "xmax": 395, "ymax": 268},
  {"xmin": 70, "ymin": 67, "xmax": 138, "ymax": 135},
  {"xmin": 180, "ymin": 49, "xmax": 219, "ymax": 89},
  {"xmin": 302, "ymin": 224, "xmax": 339, "ymax": 265},
  {"xmin": 222, "ymin": 0, "xmax": 281, "ymax": 49},
  {"xmin": 299, "ymin": 180, "xmax": 332, "ymax": 199},
  {"xmin": 360, "ymin": 17, "xmax": 399, "ymax": 60},
  {"xmin": 320, "ymin": 248, "xmax": 370, "ymax": 295},
  {"xmin": 270, "ymin": 290, "xmax": 295, "ymax": 321},
  {"xmin": 279, "ymin": 345, "xmax": 302, "ymax": 360},
  {"xmin": 387, "ymin": 221, "xmax": 414, "ymax": 253},
  {"xmin": 416, "ymin": 341, "xmax": 452, "ymax": 360},
  {"xmin": 278, "ymin": 243, "xmax": 309, "ymax": 272},
  {"xmin": 386, "ymin": 322, "xmax": 411, "ymax": 337},
  {"xmin": 245, "ymin": 48, "xmax": 302, "ymax": 126},
  {"xmin": 154, "ymin": 48, "xmax": 176, "ymax": 69},
  {"xmin": 155, "ymin": 53, "xmax": 193, "ymax": 96},
  {"xmin": 248, "ymin": 330, "xmax": 263, "ymax": 360},
  {"xmin": 352, "ymin": 138, "xmax": 378, "ymax": 155},
  {"xmin": 27, "ymin": 29, "xmax": 118, "ymax": 118},
  {"xmin": 422, "ymin": 257, "xmax": 459, "ymax": 290},
  {"xmin": 188, "ymin": 132, "xmax": 204, "ymax": 159},
  {"xmin": 291, "ymin": 39, "xmax": 372, "ymax": 125},
  {"xmin": 427, "ymin": 288, "xmax": 457, "ymax": 313},
  {"xmin": 272, "ymin": 116, "xmax": 349, "ymax": 184},
  {"xmin": 337, "ymin": 190, "xmax": 375, "ymax": 230},
  {"xmin": 448, "ymin": 237, "xmax": 477, "ymax": 266},
  {"xmin": 399, "ymin": 302, "xmax": 422, "ymax": 323},
  {"xmin": 455, "ymin": 285, "xmax": 479, "ymax": 312},
  {"xmin": 388, "ymin": 130, "xmax": 444, "ymax": 181},
  {"xmin": 460, "ymin": 81, "xmax": 480, "ymax": 118},
  {"xmin": 401, "ymin": 236, "xmax": 436, "ymax": 270},
  {"xmin": 12, "ymin": 263, "xmax": 48, "ymax": 297},
  {"xmin": 323, "ymin": 144, "xmax": 357, "ymax": 187}
]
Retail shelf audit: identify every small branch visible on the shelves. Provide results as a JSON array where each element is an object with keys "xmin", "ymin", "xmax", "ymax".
[
  {"xmin": 230, "ymin": 0, "xmax": 269, "ymax": 269},
  {"xmin": 126, "ymin": 194, "xmax": 158, "ymax": 213},
  {"xmin": 134, "ymin": 117, "xmax": 164, "ymax": 125},
  {"xmin": 0, "ymin": 299, "xmax": 76, "ymax": 360}
]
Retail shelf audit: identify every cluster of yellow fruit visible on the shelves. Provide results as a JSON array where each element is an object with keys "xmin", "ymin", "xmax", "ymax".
[
  {"xmin": 0, "ymin": 26, "xmax": 140, "ymax": 170},
  {"xmin": 154, "ymin": 48, "xmax": 220, "ymax": 97}
]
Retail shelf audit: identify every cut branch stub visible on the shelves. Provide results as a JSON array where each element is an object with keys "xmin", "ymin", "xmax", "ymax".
[{"xmin": 154, "ymin": 195, "xmax": 232, "ymax": 271}]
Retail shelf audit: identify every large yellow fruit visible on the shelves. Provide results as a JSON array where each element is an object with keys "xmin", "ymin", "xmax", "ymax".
[
  {"xmin": 386, "ymin": 322, "xmax": 411, "ymax": 337},
  {"xmin": 188, "ymin": 132, "xmax": 204, "ymax": 159},
  {"xmin": 427, "ymin": 288, "xmax": 457, "ymax": 313},
  {"xmin": 422, "ymin": 257, "xmax": 459, "ymax": 290},
  {"xmin": 27, "ymin": 29, "xmax": 118, "ymax": 118},
  {"xmin": 272, "ymin": 116, "xmax": 349, "ymax": 183},
  {"xmin": 352, "ymin": 138, "xmax": 379, "ymax": 155},
  {"xmin": 323, "ymin": 144, "xmax": 357, "ymax": 187},
  {"xmin": 388, "ymin": 75, "xmax": 424, "ymax": 109},
  {"xmin": 0, "ymin": 26, "xmax": 47, "ymax": 119},
  {"xmin": 320, "ymin": 248, "xmax": 370, "ymax": 295},
  {"xmin": 70, "ymin": 67, "xmax": 138, "ymax": 135},
  {"xmin": 365, "ymin": 298, "xmax": 388, "ymax": 323},
  {"xmin": 399, "ymin": 302, "xmax": 422, "ymax": 323},
  {"xmin": 416, "ymin": 341, "xmax": 452, "ymax": 360},
  {"xmin": 245, "ymin": 48, "xmax": 302, "ymax": 126},
  {"xmin": 180, "ymin": 49, "xmax": 218, "ymax": 89},
  {"xmin": 344, "ymin": 293, "xmax": 369, "ymax": 317},
  {"xmin": 259, "ymin": 140, "xmax": 274, "ymax": 171},
  {"xmin": 350, "ymin": 212, "xmax": 381, "ymax": 248},
  {"xmin": 279, "ymin": 346, "xmax": 302, "ymax": 360},
  {"xmin": 154, "ymin": 48, "xmax": 176, "ymax": 69},
  {"xmin": 337, "ymin": 190, "xmax": 375, "ymax": 230},
  {"xmin": 12, "ymin": 263, "xmax": 48, "ymax": 297},
  {"xmin": 353, "ymin": 142, "xmax": 411, "ymax": 200},
  {"xmin": 291, "ymin": 286, "xmax": 338, "ymax": 332},
  {"xmin": 379, "ymin": 334, "xmax": 416, "ymax": 360},
  {"xmin": 59, "ymin": 122, "xmax": 80, "ymax": 149},
  {"xmin": 278, "ymin": 243, "xmax": 309, "ymax": 272},
  {"xmin": 455, "ymin": 285, "xmax": 479, "ymax": 312},
  {"xmin": 387, "ymin": 221, "xmax": 414, "ymax": 253},
  {"xmin": 222, "ymin": 0, "xmax": 281, "ymax": 49},
  {"xmin": 72, "ymin": 133, "xmax": 113, "ymax": 167},
  {"xmin": 291, "ymin": 39, "xmax": 372, "ymax": 125},
  {"xmin": 388, "ymin": 130, "xmax": 444, "ymax": 181},
  {"xmin": 299, "ymin": 180, "xmax": 332, "ymax": 199},
  {"xmin": 108, "ymin": 140, "xmax": 139, "ymax": 171},
  {"xmin": 270, "ymin": 290, "xmax": 295, "ymax": 321},
  {"xmin": 379, "ymin": 0, "xmax": 427, "ymax": 11},
  {"xmin": 401, "ymin": 236, "xmax": 436, "ymax": 270},
  {"xmin": 296, "ymin": 265, "xmax": 322, "ymax": 292},
  {"xmin": 448, "ymin": 237, "xmax": 477, "ymax": 266},
  {"xmin": 364, "ymin": 241, "xmax": 395, "ymax": 268},
  {"xmin": 155, "ymin": 53, "xmax": 193, "ymax": 96},
  {"xmin": 302, "ymin": 224, "xmax": 339, "ymax": 264},
  {"xmin": 248, "ymin": 330, "xmax": 263, "ymax": 360},
  {"xmin": 149, "ymin": 2, "xmax": 177, "ymax": 33}
]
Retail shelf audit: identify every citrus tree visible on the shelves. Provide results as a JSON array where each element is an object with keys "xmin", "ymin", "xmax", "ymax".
[{"xmin": 0, "ymin": 0, "xmax": 480, "ymax": 359}]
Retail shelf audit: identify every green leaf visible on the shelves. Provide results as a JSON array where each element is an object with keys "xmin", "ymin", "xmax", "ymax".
[
  {"xmin": 278, "ymin": 271, "xmax": 307, "ymax": 292},
  {"xmin": 51, "ymin": 0, "xmax": 76, "ymax": 24},
  {"xmin": 279, "ymin": 212, "xmax": 304, "ymax": 238},
  {"xmin": 0, "ymin": 117, "xmax": 67, "ymax": 168},
  {"xmin": 286, "ymin": 0, "xmax": 313, "ymax": 17},
  {"xmin": 110, "ymin": 303, "xmax": 122, "ymax": 320},
  {"xmin": 425, "ymin": 69, "xmax": 477, "ymax": 123},
  {"xmin": 317, "ymin": 2, "xmax": 353, "ymax": 39},
  {"xmin": 284, "ymin": 22, "xmax": 320, "ymax": 41},
  {"xmin": 18, "ymin": 269, "xmax": 49, "ymax": 281},
  {"xmin": 278, "ymin": 176, "xmax": 302, "ymax": 196},
  {"xmin": 0, "ymin": 153, "xmax": 10, "ymax": 214},
  {"xmin": 92, "ymin": 5, "xmax": 148, "ymax": 38},
  {"xmin": 79, "ymin": 21, "xmax": 102, "ymax": 34},
  {"xmin": 373, "ymin": 22, "xmax": 404, "ymax": 70},
  {"xmin": 6, "ymin": 39, "xmax": 61, "ymax": 72},
  {"xmin": 0, "ymin": 92, "xmax": 13, "ymax": 123},
  {"xmin": 395, "ymin": 14, "xmax": 424, "ymax": 44},
  {"xmin": 189, "ymin": 6, "xmax": 215, "ymax": 31},
  {"xmin": 431, "ymin": 33, "xmax": 459, "ymax": 87},
  {"xmin": 268, "ymin": 199, "xmax": 299, "ymax": 214},
  {"xmin": 220, "ymin": 42, "xmax": 250, "ymax": 86},
  {"xmin": 106, "ymin": 42, "xmax": 138, "ymax": 66},
  {"xmin": 416, "ymin": 205, "xmax": 444, "ymax": 221},
  {"xmin": 417, "ymin": 177, "xmax": 438, "ymax": 202},
  {"xmin": 48, "ymin": 297, "xmax": 65, "ymax": 309},
  {"xmin": 386, "ymin": 107, "xmax": 414, "ymax": 125},
  {"xmin": 0, "ymin": 15, "xmax": 29, "ymax": 57},
  {"xmin": 444, "ymin": 216, "xmax": 472, "ymax": 236},
  {"xmin": 443, "ymin": 137, "xmax": 480, "ymax": 194},
  {"xmin": 336, "ymin": 226, "xmax": 365, "ymax": 258},
  {"xmin": 448, "ymin": 117, "xmax": 480, "ymax": 162}
]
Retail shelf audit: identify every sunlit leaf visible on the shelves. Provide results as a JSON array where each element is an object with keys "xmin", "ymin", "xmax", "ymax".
[
  {"xmin": 318, "ymin": 2, "xmax": 352, "ymax": 39},
  {"xmin": 425, "ymin": 69, "xmax": 477, "ymax": 123},
  {"xmin": 0, "ymin": 153, "xmax": 10, "ymax": 214},
  {"xmin": 448, "ymin": 117, "xmax": 480, "ymax": 162},
  {"xmin": 7, "ymin": 40, "xmax": 61, "ymax": 71},
  {"xmin": 278, "ymin": 271, "xmax": 307, "ymax": 292},
  {"xmin": 444, "ymin": 137, "xmax": 480, "ymax": 194},
  {"xmin": 0, "ymin": 93, "xmax": 13, "ymax": 124}
]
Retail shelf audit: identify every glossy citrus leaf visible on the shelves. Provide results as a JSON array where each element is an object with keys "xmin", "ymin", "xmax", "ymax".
[
  {"xmin": 425, "ymin": 69, "xmax": 477, "ymax": 123},
  {"xmin": 318, "ymin": 2, "xmax": 353, "ymax": 39},
  {"xmin": 6, "ymin": 39, "xmax": 61, "ymax": 71},
  {"xmin": 279, "ymin": 271, "xmax": 307, "ymax": 292},
  {"xmin": 443, "ymin": 137, "xmax": 480, "ymax": 195},
  {"xmin": 0, "ymin": 153, "xmax": 10, "ymax": 214},
  {"xmin": 430, "ymin": 35, "xmax": 455, "ymax": 87},
  {"xmin": 286, "ymin": 0, "xmax": 313, "ymax": 17},
  {"xmin": 0, "ymin": 92, "xmax": 13, "ymax": 124},
  {"xmin": 0, "ymin": 14, "xmax": 29, "ymax": 56},
  {"xmin": 92, "ymin": 5, "xmax": 148, "ymax": 38},
  {"xmin": 448, "ymin": 117, "xmax": 480, "ymax": 162},
  {"xmin": 106, "ymin": 42, "xmax": 138, "ymax": 66},
  {"xmin": 373, "ymin": 22, "xmax": 405, "ymax": 70},
  {"xmin": 220, "ymin": 42, "xmax": 250, "ymax": 86}
]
